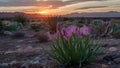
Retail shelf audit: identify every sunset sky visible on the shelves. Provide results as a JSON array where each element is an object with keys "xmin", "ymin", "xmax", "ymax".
[{"xmin": 0, "ymin": 0, "xmax": 120, "ymax": 15}]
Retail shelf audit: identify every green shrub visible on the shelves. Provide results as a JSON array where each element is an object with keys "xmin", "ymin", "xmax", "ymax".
[
  {"xmin": 4, "ymin": 23, "xmax": 19, "ymax": 31},
  {"xmin": 113, "ymin": 23, "xmax": 120, "ymax": 32}
]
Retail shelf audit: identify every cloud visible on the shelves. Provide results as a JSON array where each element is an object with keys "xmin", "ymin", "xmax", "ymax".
[
  {"xmin": 0, "ymin": 0, "xmax": 115, "ymax": 14},
  {"xmin": 0, "ymin": 0, "xmax": 108, "ymax": 8},
  {"xmin": 76, "ymin": 6, "xmax": 108, "ymax": 9},
  {"xmin": 0, "ymin": 0, "xmax": 72, "ymax": 9}
]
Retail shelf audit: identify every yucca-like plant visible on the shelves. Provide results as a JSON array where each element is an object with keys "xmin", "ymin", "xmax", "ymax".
[
  {"xmin": 91, "ymin": 20, "xmax": 115, "ymax": 38},
  {"xmin": 45, "ymin": 24, "xmax": 102, "ymax": 68}
]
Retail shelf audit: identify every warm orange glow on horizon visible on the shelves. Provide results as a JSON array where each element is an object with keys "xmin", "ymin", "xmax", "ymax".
[{"xmin": 38, "ymin": 11, "xmax": 49, "ymax": 15}]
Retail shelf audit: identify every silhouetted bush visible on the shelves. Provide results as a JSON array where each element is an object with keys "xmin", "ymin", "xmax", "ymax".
[
  {"xmin": 0, "ymin": 19, "xmax": 3, "ymax": 31},
  {"xmin": 0, "ymin": 19, "xmax": 4, "ymax": 36},
  {"xmin": 31, "ymin": 24, "xmax": 41, "ymax": 32},
  {"xmin": 14, "ymin": 15, "xmax": 28, "ymax": 26}
]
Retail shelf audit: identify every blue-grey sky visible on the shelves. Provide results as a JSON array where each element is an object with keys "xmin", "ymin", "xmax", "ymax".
[{"xmin": 0, "ymin": 0, "xmax": 120, "ymax": 15}]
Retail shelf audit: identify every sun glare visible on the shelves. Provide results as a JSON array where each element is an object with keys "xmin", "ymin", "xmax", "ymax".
[{"xmin": 38, "ymin": 11, "xmax": 49, "ymax": 15}]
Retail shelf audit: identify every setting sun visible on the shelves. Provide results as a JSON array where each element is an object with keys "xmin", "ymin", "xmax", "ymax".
[{"xmin": 38, "ymin": 11, "xmax": 49, "ymax": 15}]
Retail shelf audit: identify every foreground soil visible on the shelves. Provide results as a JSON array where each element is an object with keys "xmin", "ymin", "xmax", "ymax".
[{"xmin": 0, "ymin": 29, "xmax": 120, "ymax": 68}]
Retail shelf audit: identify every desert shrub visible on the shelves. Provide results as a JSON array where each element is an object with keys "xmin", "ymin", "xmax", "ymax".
[
  {"xmin": 14, "ymin": 15, "xmax": 28, "ymax": 26},
  {"xmin": 0, "ymin": 19, "xmax": 3, "ymax": 31},
  {"xmin": 113, "ymin": 23, "xmax": 120, "ymax": 32},
  {"xmin": 31, "ymin": 24, "xmax": 41, "ymax": 32},
  {"xmin": 46, "ymin": 24, "xmax": 102, "ymax": 68},
  {"xmin": 112, "ymin": 23, "xmax": 120, "ymax": 38},
  {"xmin": 90, "ymin": 20, "xmax": 115, "ymax": 38},
  {"xmin": 0, "ymin": 20, "xmax": 4, "ymax": 36},
  {"xmin": 35, "ymin": 31, "xmax": 49, "ymax": 42},
  {"xmin": 63, "ymin": 17, "xmax": 74, "ymax": 22},
  {"xmin": 78, "ymin": 18, "xmax": 91, "ymax": 25},
  {"xmin": 4, "ymin": 23, "xmax": 20, "ymax": 31}
]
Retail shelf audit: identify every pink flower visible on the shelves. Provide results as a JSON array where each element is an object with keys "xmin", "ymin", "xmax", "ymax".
[
  {"xmin": 61, "ymin": 25, "xmax": 77, "ymax": 40},
  {"xmin": 61, "ymin": 27, "xmax": 72, "ymax": 40},
  {"xmin": 67, "ymin": 25, "xmax": 77, "ymax": 33},
  {"xmin": 53, "ymin": 23, "xmax": 60, "ymax": 38},
  {"xmin": 45, "ymin": 32, "xmax": 52, "ymax": 39},
  {"xmin": 76, "ymin": 28, "xmax": 81, "ymax": 36},
  {"xmin": 80, "ymin": 25, "xmax": 91, "ymax": 35},
  {"xmin": 54, "ymin": 30, "xmax": 60, "ymax": 38},
  {"xmin": 56, "ymin": 23, "xmax": 59, "ymax": 31}
]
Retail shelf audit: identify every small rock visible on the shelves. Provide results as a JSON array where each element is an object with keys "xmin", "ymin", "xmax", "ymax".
[
  {"xmin": 114, "ymin": 58, "xmax": 120, "ymax": 63},
  {"xmin": 102, "ymin": 64, "xmax": 109, "ymax": 68},
  {"xmin": 43, "ymin": 60, "xmax": 59, "ymax": 68},
  {"xmin": 18, "ymin": 40, "xmax": 24, "ymax": 42},
  {"xmin": 0, "ymin": 63, "xmax": 9, "ymax": 68},
  {"xmin": 28, "ymin": 41, "xmax": 33, "ymax": 43},
  {"xmin": 5, "ymin": 51, "xmax": 15, "ymax": 54},
  {"xmin": 108, "ymin": 47, "xmax": 117, "ymax": 52},
  {"xmin": 21, "ymin": 61, "xmax": 31, "ymax": 68},
  {"xmin": 12, "ymin": 32, "xmax": 25, "ymax": 38},
  {"xmin": 32, "ymin": 61, "xmax": 39, "ymax": 64},
  {"xmin": 2, "ymin": 21, "xmax": 12, "ymax": 26},
  {"xmin": 10, "ymin": 61, "xmax": 17, "ymax": 65},
  {"xmin": 23, "ymin": 46, "xmax": 35, "ymax": 53},
  {"xmin": 4, "ymin": 31, "xmax": 13, "ymax": 36},
  {"xmin": 34, "ymin": 57, "xmax": 41, "ymax": 61},
  {"xmin": 16, "ymin": 48, "xmax": 24, "ymax": 53},
  {"xmin": 1, "ymin": 63, "xmax": 9, "ymax": 66},
  {"xmin": 16, "ymin": 45, "xmax": 21, "ymax": 48},
  {"xmin": 26, "ymin": 34, "xmax": 34, "ymax": 38},
  {"xmin": 29, "ymin": 64, "xmax": 43, "ymax": 68},
  {"xmin": 10, "ymin": 63, "xmax": 22, "ymax": 68}
]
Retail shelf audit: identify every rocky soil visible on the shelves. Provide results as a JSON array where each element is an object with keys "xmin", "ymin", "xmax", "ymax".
[{"xmin": 0, "ymin": 29, "xmax": 120, "ymax": 68}]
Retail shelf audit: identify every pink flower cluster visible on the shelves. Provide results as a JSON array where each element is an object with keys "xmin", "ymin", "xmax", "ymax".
[{"xmin": 46, "ymin": 24, "xmax": 91, "ymax": 40}]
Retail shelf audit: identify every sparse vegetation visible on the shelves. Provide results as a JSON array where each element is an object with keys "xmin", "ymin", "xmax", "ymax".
[
  {"xmin": 0, "ymin": 16, "xmax": 120, "ymax": 68},
  {"xmin": 4, "ymin": 23, "xmax": 20, "ymax": 31},
  {"xmin": 46, "ymin": 25, "xmax": 102, "ymax": 68},
  {"xmin": 14, "ymin": 15, "xmax": 28, "ymax": 26},
  {"xmin": 0, "ymin": 19, "xmax": 3, "ymax": 31},
  {"xmin": 31, "ymin": 24, "xmax": 42, "ymax": 32}
]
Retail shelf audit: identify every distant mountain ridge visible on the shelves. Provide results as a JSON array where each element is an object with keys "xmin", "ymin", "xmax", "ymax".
[
  {"xmin": 0, "ymin": 11, "xmax": 120, "ymax": 18},
  {"xmin": 64, "ymin": 11, "xmax": 120, "ymax": 17},
  {"xmin": 0, "ymin": 12, "xmax": 43, "ymax": 18}
]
